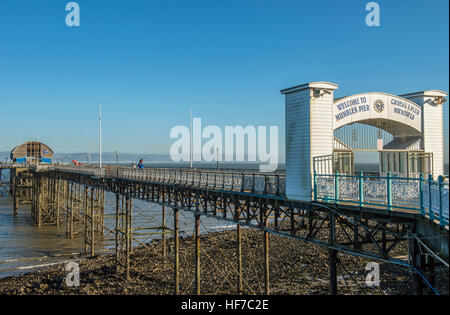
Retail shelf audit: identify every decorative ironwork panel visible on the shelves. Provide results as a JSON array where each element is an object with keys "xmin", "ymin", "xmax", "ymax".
[
  {"xmin": 243, "ymin": 175, "xmax": 253, "ymax": 192},
  {"xmin": 364, "ymin": 179, "xmax": 386, "ymax": 204},
  {"xmin": 266, "ymin": 176, "xmax": 277, "ymax": 195},
  {"xmin": 232, "ymin": 174, "xmax": 242, "ymax": 191},
  {"xmin": 278, "ymin": 175, "xmax": 286, "ymax": 195},
  {"xmin": 430, "ymin": 185, "xmax": 440, "ymax": 217},
  {"xmin": 317, "ymin": 176, "xmax": 335, "ymax": 200},
  {"xmin": 392, "ymin": 180, "xmax": 419, "ymax": 207},
  {"xmin": 216, "ymin": 173, "xmax": 224, "ymax": 188},
  {"xmin": 443, "ymin": 183, "xmax": 449, "ymax": 220},
  {"xmin": 223, "ymin": 174, "xmax": 233, "ymax": 190},
  {"xmin": 339, "ymin": 178, "xmax": 359, "ymax": 201},
  {"xmin": 253, "ymin": 175, "xmax": 265, "ymax": 194}
]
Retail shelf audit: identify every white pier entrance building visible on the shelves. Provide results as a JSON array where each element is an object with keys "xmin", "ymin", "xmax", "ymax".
[{"xmin": 281, "ymin": 82, "xmax": 447, "ymax": 203}]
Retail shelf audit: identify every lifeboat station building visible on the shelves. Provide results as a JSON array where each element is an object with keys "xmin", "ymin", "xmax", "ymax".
[
  {"xmin": 281, "ymin": 82, "xmax": 447, "ymax": 202},
  {"xmin": 10, "ymin": 141, "xmax": 53, "ymax": 165}
]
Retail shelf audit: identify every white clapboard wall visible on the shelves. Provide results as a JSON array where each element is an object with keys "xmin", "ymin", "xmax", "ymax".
[
  {"xmin": 282, "ymin": 82, "xmax": 338, "ymax": 201},
  {"xmin": 401, "ymin": 90, "xmax": 447, "ymax": 178}
]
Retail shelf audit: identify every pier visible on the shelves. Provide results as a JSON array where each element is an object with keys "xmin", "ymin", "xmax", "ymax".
[
  {"xmin": 1, "ymin": 161, "xmax": 448, "ymax": 295},
  {"xmin": 0, "ymin": 82, "xmax": 448, "ymax": 295}
]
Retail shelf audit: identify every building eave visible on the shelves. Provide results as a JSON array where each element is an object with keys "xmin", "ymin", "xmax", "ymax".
[{"xmin": 281, "ymin": 81, "xmax": 339, "ymax": 95}]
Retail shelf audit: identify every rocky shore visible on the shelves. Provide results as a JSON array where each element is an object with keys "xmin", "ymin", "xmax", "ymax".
[{"xmin": 0, "ymin": 228, "xmax": 448, "ymax": 295}]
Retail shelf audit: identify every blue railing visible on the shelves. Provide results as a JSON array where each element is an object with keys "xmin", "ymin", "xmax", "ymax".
[{"xmin": 314, "ymin": 172, "xmax": 449, "ymax": 227}]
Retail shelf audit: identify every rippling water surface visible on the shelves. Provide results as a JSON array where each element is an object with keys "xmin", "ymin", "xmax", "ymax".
[
  {"xmin": 0, "ymin": 189, "xmax": 232, "ymax": 279},
  {"xmin": 0, "ymin": 197, "xmax": 86, "ymax": 278}
]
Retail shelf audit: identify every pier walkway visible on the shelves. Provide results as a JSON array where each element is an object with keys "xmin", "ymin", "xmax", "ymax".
[{"xmin": 1, "ymin": 162, "xmax": 449, "ymax": 295}]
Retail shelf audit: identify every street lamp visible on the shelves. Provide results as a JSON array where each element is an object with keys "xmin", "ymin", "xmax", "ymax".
[
  {"xmin": 216, "ymin": 148, "xmax": 220, "ymax": 170},
  {"xmin": 115, "ymin": 151, "xmax": 119, "ymax": 177}
]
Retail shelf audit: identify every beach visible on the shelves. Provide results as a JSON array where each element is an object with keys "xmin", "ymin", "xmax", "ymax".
[{"xmin": 0, "ymin": 228, "xmax": 447, "ymax": 295}]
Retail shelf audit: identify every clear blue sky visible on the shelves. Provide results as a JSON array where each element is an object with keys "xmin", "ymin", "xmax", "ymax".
[{"xmin": 0, "ymin": 0, "xmax": 448, "ymax": 163}]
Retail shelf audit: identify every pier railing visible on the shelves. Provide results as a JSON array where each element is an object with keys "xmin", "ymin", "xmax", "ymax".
[
  {"xmin": 314, "ymin": 172, "xmax": 449, "ymax": 226},
  {"xmin": 0, "ymin": 162, "xmax": 18, "ymax": 169},
  {"xmin": 0, "ymin": 162, "xmax": 53, "ymax": 170},
  {"xmin": 52, "ymin": 165, "xmax": 286, "ymax": 196},
  {"xmin": 42, "ymin": 165, "xmax": 449, "ymax": 226}
]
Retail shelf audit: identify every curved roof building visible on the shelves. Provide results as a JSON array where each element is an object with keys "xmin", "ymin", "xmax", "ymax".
[{"xmin": 10, "ymin": 141, "xmax": 53, "ymax": 164}]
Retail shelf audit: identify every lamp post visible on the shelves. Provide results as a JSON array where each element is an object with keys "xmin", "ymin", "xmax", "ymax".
[
  {"xmin": 216, "ymin": 148, "xmax": 220, "ymax": 170},
  {"xmin": 88, "ymin": 138, "xmax": 92, "ymax": 165},
  {"xmin": 99, "ymin": 104, "xmax": 103, "ymax": 169},
  {"xmin": 190, "ymin": 108, "xmax": 193, "ymax": 169},
  {"xmin": 116, "ymin": 151, "xmax": 119, "ymax": 177}
]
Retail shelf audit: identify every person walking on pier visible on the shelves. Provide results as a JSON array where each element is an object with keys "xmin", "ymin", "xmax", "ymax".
[{"xmin": 138, "ymin": 159, "xmax": 144, "ymax": 169}]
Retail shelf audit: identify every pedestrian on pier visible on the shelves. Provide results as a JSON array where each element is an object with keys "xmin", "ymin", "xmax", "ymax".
[{"xmin": 138, "ymin": 159, "xmax": 144, "ymax": 169}]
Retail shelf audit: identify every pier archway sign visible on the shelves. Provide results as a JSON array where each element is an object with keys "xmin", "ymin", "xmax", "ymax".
[
  {"xmin": 281, "ymin": 82, "xmax": 447, "ymax": 201},
  {"xmin": 334, "ymin": 93, "xmax": 422, "ymax": 133}
]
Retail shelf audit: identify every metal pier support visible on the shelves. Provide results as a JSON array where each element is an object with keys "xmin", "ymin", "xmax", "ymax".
[
  {"xmin": 90, "ymin": 188, "xmax": 95, "ymax": 257},
  {"xmin": 125, "ymin": 196, "xmax": 130, "ymax": 280},
  {"xmin": 174, "ymin": 208, "xmax": 180, "ymax": 295},
  {"xmin": 329, "ymin": 211, "xmax": 338, "ymax": 295},
  {"xmin": 195, "ymin": 213, "xmax": 201, "ymax": 295},
  {"xmin": 237, "ymin": 223, "xmax": 243, "ymax": 295},
  {"xmin": 115, "ymin": 193, "xmax": 120, "ymax": 274},
  {"xmin": 162, "ymin": 204, "xmax": 166, "ymax": 262},
  {"xmin": 409, "ymin": 228, "xmax": 424, "ymax": 295},
  {"xmin": 264, "ymin": 210, "xmax": 270, "ymax": 295}
]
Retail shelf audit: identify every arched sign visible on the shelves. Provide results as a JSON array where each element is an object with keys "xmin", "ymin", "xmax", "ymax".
[{"xmin": 333, "ymin": 93, "xmax": 422, "ymax": 132}]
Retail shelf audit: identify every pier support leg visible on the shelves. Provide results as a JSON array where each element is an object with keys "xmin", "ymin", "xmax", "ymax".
[
  {"xmin": 70, "ymin": 183, "xmax": 74, "ymax": 239},
  {"xmin": 95, "ymin": 189, "xmax": 100, "ymax": 238},
  {"xmin": 409, "ymin": 234, "xmax": 423, "ymax": 295},
  {"xmin": 37, "ymin": 178, "xmax": 42, "ymax": 227},
  {"xmin": 237, "ymin": 223, "xmax": 243, "ymax": 295},
  {"xmin": 101, "ymin": 190, "xmax": 105, "ymax": 237},
  {"xmin": 329, "ymin": 249, "xmax": 338, "ymax": 295},
  {"xmin": 428, "ymin": 256, "xmax": 435, "ymax": 295},
  {"xmin": 12, "ymin": 172, "xmax": 18, "ymax": 216},
  {"xmin": 115, "ymin": 194, "xmax": 120, "ymax": 274},
  {"xmin": 13, "ymin": 181, "xmax": 18, "ymax": 216},
  {"xmin": 195, "ymin": 213, "xmax": 201, "ymax": 295},
  {"xmin": 56, "ymin": 179, "xmax": 60, "ymax": 226},
  {"xmin": 162, "ymin": 204, "xmax": 166, "ymax": 263},
  {"xmin": 90, "ymin": 188, "xmax": 95, "ymax": 257},
  {"xmin": 354, "ymin": 216, "xmax": 359, "ymax": 249},
  {"xmin": 129, "ymin": 198, "xmax": 133, "ymax": 254},
  {"xmin": 329, "ymin": 212, "xmax": 338, "ymax": 295},
  {"xmin": 84, "ymin": 186, "xmax": 88, "ymax": 253},
  {"xmin": 174, "ymin": 208, "xmax": 180, "ymax": 295},
  {"xmin": 125, "ymin": 196, "xmax": 130, "ymax": 280},
  {"xmin": 264, "ymin": 209, "xmax": 270, "ymax": 295}
]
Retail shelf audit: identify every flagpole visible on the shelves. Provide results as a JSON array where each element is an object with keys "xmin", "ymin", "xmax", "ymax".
[
  {"xmin": 190, "ymin": 108, "xmax": 193, "ymax": 169},
  {"xmin": 99, "ymin": 104, "xmax": 102, "ymax": 168}
]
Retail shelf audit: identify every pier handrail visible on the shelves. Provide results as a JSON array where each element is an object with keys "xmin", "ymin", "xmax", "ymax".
[
  {"xmin": 314, "ymin": 171, "xmax": 449, "ymax": 227},
  {"xmin": 51, "ymin": 164, "xmax": 286, "ymax": 196},
  {"xmin": 40, "ymin": 164, "xmax": 449, "ymax": 227},
  {"xmin": 0, "ymin": 162, "xmax": 19, "ymax": 169}
]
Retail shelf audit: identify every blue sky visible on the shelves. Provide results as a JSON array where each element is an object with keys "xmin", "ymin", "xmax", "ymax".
[{"xmin": 0, "ymin": 0, "xmax": 448, "ymax": 163}]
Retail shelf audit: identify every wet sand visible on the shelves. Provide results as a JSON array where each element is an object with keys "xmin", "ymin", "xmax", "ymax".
[{"xmin": 0, "ymin": 228, "xmax": 448, "ymax": 295}]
